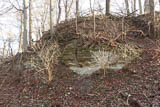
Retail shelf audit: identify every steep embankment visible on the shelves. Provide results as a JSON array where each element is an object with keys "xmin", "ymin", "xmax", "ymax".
[{"xmin": 0, "ymin": 15, "xmax": 160, "ymax": 106}]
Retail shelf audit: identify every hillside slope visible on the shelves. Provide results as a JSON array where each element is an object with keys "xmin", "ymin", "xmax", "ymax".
[{"xmin": 0, "ymin": 15, "xmax": 160, "ymax": 106}]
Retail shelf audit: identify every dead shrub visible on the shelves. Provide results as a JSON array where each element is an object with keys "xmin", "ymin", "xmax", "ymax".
[
  {"xmin": 31, "ymin": 41, "xmax": 61, "ymax": 82},
  {"xmin": 91, "ymin": 48, "xmax": 119, "ymax": 76}
]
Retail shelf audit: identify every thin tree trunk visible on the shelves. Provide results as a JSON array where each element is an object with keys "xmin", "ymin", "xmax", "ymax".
[
  {"xmin": 149, "ymin": 0, "xmax": 154, "ymax": 15},
  {"xmin": 149, "ymin": 0, "xmax": 155, "ymax": 38},
  {"xmin": 75, "ymin": 0, "xmax": 79, "ymax": 34},
  {"xmin": 125, "ymin": 0, "xmax": 130, "ymax": 15},
  {"xmin": 18, "ymin": 13, "xmax": 23, "ymax": 52},
  {"xmin": 29, "ymin": 0, "xmax": 32, "ymax": 46},
  {"xmin": 2, "ymin": 41, "xmax": 6, "ymax": 57},
  {"xmin": 50, "ymin": 0, "xmax": 53, "ymax": 34},
  {"xmin": 65, "ymin": 0, "xmax": 68, "ymax": 21},
  {"xmin": 89, "ymin": 0, "xmax": 94, "ymax": 16},
  {"xmin": 93, "ymin": 0, "xmax": 96, "ymax": 34},
  {"xmin": 105, "ymin": 0, "xmax": 110, "ymax": 15},
  {"xmin": 23, "ymin": 0, "xmax": 28, "ymax": 51},
  {"xmin": 57, "ymin": 0, "xmax": 61, "ymax": 24},
  {"xmin": 8, "ymin": 39, "xmax": 13, "ymax": 56},
  {"xmin": 144, "ymin": 0, "xmax": 150, "ymax": 14},
  {"xmin": 41, "ymin": 3, "xmax": 49, "ymax": 32},
  {"xmin": 159, "ymin": 0, "xmax": 160, "ymax": 11},
  {"xmin": 64, "ymin": 0, "xmax": 73, "ymax": 21},
  {"xmin": 133, "ymin": 0, "xmax": 136, "ymax": 15},
  {"xmin": 76, "ymin": 0, "xmax": 79, "ymax": 17},
  {"xmin": 139, "ymin": 0, "xmax": 142, "ymax": 15}
]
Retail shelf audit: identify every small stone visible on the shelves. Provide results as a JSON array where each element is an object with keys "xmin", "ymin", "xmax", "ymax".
[{"xmin": 69, "ymin": 87, "xmax": 72, "ymax": 90}]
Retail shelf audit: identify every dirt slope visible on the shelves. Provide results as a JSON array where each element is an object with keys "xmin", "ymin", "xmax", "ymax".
[{"xmin": 0, "ymin": 15, "xmax": 160, "ymax": 107}]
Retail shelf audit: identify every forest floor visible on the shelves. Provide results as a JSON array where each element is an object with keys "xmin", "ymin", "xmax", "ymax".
[{"xmin": 0, "ymin": 36, "xmax": 160, "ymax": 107}]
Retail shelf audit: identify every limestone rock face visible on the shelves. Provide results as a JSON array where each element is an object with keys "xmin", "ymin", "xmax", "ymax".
[{"xmin": 61, "ymin": 41, "xmax": 142, "ymax": 75}]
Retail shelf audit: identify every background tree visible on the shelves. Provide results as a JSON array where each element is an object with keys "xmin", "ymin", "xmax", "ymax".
[
  {"xmin": 139, "ymin": 0, "xmax": 142, "ymax": 15},
  {"xmin": 1, "ymin": 0, "xmax": 159, "ymax": 55},
  {"xmin": 57, "ymin": 0, "xmax": 61, "ymax": 24},
  {"xmin": 7, "ymin": 37, "xmax": 13, "ymax": 56},
  {"xmin": 159, "ymin": 0, "xmax": 160, "ymax": 10},
  {"xmin": 0, "ymin": 1, "xmax": 13, "ymax": 16},
  {"xmin": 144, "ymin": 0, "xmax": 155, "ymax": 38},
  {"xmin": 125, "ymin": 0, "xmax": 130, "ymax": 15},
  {"xmin": 18, "ymin": 12, "xmax": 23, "ymax": 52},
  {"xmin": 36, "ymin": 0, "xmax": 49, "ymax": 37},
  {"xmin": 76, "ymin": 0, "xmax": 79, "ymax": 17},
  {"xmin": 105, "ymin": 0, "xmax": 110, "ymax": 15},
  {"xmin": 149, "ymin": 0, "xmax": 154, "ymax": 15},
  {"xmin": 2, "ymin": 41, "xmax": 6, "ymax": 57},
  {"xmin": 29, "ymin": 0, "xmax": 33, "ymax": 46},
  {"xmin": 133, "ymin": 0, "xmax": 136, "ymax": 15},
  {"xmin": 50, "ymin": 0, "xmax": 53, "ymax": 34},
  {"xmin": 149, "ymin": 0, "xmax": 155, "ymax": 38},
  {"xmin": 144, "ymin": 0, "xmax": 150, "ymax": 14},
  {"xmin": 63, "ymin": 0, "xmax": 73, "ymax": 21},
  {"xmin": 22, "ymin": 0, "xmax": 28, "ymax": 51}
]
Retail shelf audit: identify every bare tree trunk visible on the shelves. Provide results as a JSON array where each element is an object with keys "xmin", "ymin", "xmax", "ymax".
[
  {"xmin": 18, "ymin": 13, "xmax": 23, "ymax": 52},
  {"xmin": 8, "ymin": 39, "xmax": 13, "ymax": 56},
  {"xmin": 41, "ymin": 2, "xmax": 49, "ymax": 33},
  {"xmin": 144, "ymin": 0, "xmax": 150, "ymax": 14},
  {"xmin": 149, "ymin": 0, "xmax": 154, "ymax": 15},
  {"xmin": 105, "ymin": 0, "xmax": 110, "ymax": 15},
  {"xmin": 149, "ymin": 0, "xmax": 155, "ymax": 38},
  {"xmin": 23, "ymin": 0, "xmax": 28, "ymax": 51},
  {"xmin": 38, "ymin": 28, "xmax": 41, "ymax": 39},
  {"xmin": 133, "ymin": 0, "xmax": 136, "ymax": 15},
  {"xmin": 75, "ymin": 0, "xmax": 79, "ymax": 34},
  {"xmin": 125, "ymin": 0, "xmax": 130, "ymax": 15},
  {"xmin": 29, "ymin": 0, "xmax": 32, "ymax": 46},
  {"xmin": 89, "ymin": 0, "xmax": 94, "ymax": 16},
  {"xmin": 159, "ymin": 0, "xmax": 160, "ymax": 11},
  {"xmin": 50, "ymin": 0, "xmax": 53, "ymax": 34},
  {"xmin": 2, "ymin": 41, "xmax": 6, "ymax": 57},
  {"xmin": 65, "ymin": 0, "xmax": 68, "ymax": 21},
  {"xmin": 93, "ymin": 0, "xmax": 96, "ymax": 34},
  {"xmin": 145, "ymin": 0, "xmax": 155, "ymax": 38},
  {"xmin": 139, "ymin": 0, "xmax": 142, "ymax": 15},
  {"xmin": 76, "ymin": 0, "xmax": 79, "ymax": 17},
  {"xmin": 57, "ymin": 0, "xmax": 61, "ymax": 24},
  {"xmin": 64, "ymin": 0, "xmax": 73, "ymax": 21}
]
